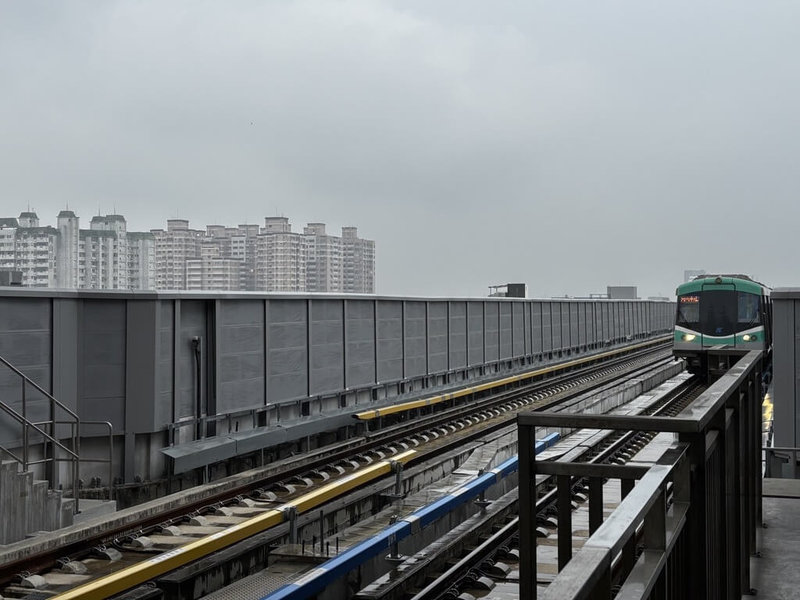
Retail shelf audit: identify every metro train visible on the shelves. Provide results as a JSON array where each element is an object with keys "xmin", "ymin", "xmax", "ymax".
[{"xmin": 673, "ymin": 274, "xmax": 772, "ymax": 376}]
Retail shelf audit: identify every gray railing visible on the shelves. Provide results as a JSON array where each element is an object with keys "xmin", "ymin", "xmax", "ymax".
[
  {"xmin": 0, "ymin": 355, "xmax": 115, "ymax": 511},
  {"xmin": 518, "ymin": 350, "xmax": 764, "ymax": 599}
]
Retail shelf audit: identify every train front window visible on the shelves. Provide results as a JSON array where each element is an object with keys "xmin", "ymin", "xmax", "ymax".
[
  {"xmin": 677, "ymin": 288, "xmax": 762, "ymax": 337},
  {"xmin": 700, "ymin": 290, "xmax": 738, "ymax": 336}
]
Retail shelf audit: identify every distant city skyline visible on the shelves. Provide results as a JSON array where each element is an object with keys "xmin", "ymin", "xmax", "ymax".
[{"xmin": 0, "ymin": 208, "xmax": 375, "ymax": 294}]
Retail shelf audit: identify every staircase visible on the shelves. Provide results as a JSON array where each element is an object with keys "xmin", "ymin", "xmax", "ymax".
[
  {"xmin": 0, "ymin": 354, "xmax": 113, "ymax": 544},
  {"xmin": 0, "ymin": 460, "xmax": 74, "ymax": 543}
]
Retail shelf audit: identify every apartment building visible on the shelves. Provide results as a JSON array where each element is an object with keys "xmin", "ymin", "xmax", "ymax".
[
  {"xmin": 56, "ymin": 210, "xmax": 80, "ymax": 288},
  {"xmin": 151, "ymin": 219, "xmax": 203, "ymax": 290},
  {"xmin": 14, "ymin": 214, "xmax": 59, "ymax": 288},
  {"xmin": 304, "ymin": 223, "xmax": 343, "ymax": 292},
  {"xmin": 256, "ymin": 217, "xmax": 307, "ymax": 292},
  {"xmin": 185, "ymin": 235, "xmax": 243, "ymax": 291},
  {"xmin": 0, "ymin": 211, "xmax": 156, "ymax": 290},
  {"xmin": 128, "ymin": 232, "xmax": 156, "ymax": 290},
  {"xmin": 79, "ymin": 215, "xmax": 129, "ymax": 289},
  {"xmin": 0, "ymin": 219, "xmax": 17, "ymax": 272},
  {"xmin": 0, "ymin": 210, "xmax": 374, "ymax": 293},
  {"xmin": 341, "ymin": 226, "xmax": 375, "ymax": 294}
]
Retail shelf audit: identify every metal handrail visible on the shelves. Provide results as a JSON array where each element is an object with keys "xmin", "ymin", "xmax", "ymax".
[
  {"xmin": 0, "ymin": 401, "xmax": 80, "ymax": 460},
  {"xmin": 35, "ymin": 419, "xmax": 115, "ymax": 500},
  {"xmin": 0, "ymin": 398, "xmax": 80, "ymax": 511},
  {"xmin": 0, "ymin": 354, "xmax": 80, "ymax": 420},
  {"xmin": 0, "ymin": 354, "xmax": 90, "ymax": 512}
]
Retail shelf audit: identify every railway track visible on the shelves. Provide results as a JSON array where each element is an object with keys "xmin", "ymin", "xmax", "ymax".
[
  {"xmin": 1, "ymin": 340, "xmax": 674, "ymax": 600},
  {"xmin": 401, "ymin": 374, "xmax": 703, "ymax": 600}
]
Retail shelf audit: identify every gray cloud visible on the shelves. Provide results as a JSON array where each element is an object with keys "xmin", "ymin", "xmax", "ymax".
[{"xmin": 2, "ymin": 1, "xmax": 798, "ymax": 297}]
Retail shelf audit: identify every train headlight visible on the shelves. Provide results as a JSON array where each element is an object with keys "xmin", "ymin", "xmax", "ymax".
[
  {"xmin": 682, "ymin": 334, "xmax": 696, "ymax": 341},
  {"xmin": 743, "ymin": 334, "xmax": 756, "ymax": 342}
]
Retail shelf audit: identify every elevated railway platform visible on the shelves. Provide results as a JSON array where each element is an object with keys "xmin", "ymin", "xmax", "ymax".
[{"xmin": 3, "ymin": 288, "xmax": 800, "ymax": 599}]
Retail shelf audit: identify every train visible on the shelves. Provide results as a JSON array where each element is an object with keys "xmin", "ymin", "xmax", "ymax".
[{"xmin": 673, "ymin": 274, "xmax": 772, "ymax": 376}]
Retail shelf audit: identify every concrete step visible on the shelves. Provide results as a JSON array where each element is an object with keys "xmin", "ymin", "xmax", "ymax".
[
  {"xmin": 73, "ymin": 498, "xmax": 117, "ymax": 524},
  {"xmin": 61, "ymin": 497, "xmax": 76, "ymax": 528},
  {"xmin": 26, "ymin": 479, "xmax": 48, "ymax": 535},
  {"xmin": 44, "ymin": 489, "xmax": 62, "ymax": 531},
  {"xmin": 1, "ymin": 460, "xmax": 23, "ymax": 544},
  {"xmin": 0, "ymin": 460, "xmax": 87, "ymax": 543}
]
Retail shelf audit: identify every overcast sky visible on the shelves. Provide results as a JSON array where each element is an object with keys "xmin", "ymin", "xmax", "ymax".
[{"xmin": 2, "ymin": 1, "xmax": 798, "ymax": 298}]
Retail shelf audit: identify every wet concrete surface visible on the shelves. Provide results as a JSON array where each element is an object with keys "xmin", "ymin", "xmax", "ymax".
[{"xmin": 747, "ymin": 479, "xmax": 800, "ymax": 600}]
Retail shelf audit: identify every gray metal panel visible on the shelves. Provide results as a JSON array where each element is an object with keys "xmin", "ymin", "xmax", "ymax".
[
  {"xmin": 467, "ymin": 301, "xmax": 484, "ymax": 366},
  {"xmin": 404, "ymin": 301, "xmax": 427, "ymax": 377},
  {"xmin": 154, "ymin": 301, "xmax": 173, "ymax": 429},
  {"xmin": 499, "ymin": 303, "xmax": 512, "ymax": 359},
  {"xmin": 638, "ymin": 302, "xmax": 644, "ymax": 334},
  {"xmin": 626, "ymin": 302, "xmax": 633, "ymax": 336},
  {"xmin": 428, "ymin": 302, "xmax": 448, "ymax": 373},
  {"xmin": 125, "ymin": 301, "xmax": 158, "ymax": 434},
  {"xmin": 217, "ymin": 300, "xmax": 265, "ymax": 411},
  {"xmin": 524, "ymin": 302, "xmax": 532, "ymax": 356},
  {"xmin": 794, "ymin": 301, "xmax": 800, "ymax": 447},
  {"xmin": 377, "ymin": 300, "xmax": 403, "ymax": 383},
  {"xmin": 448, "ymin": 301, "xmax": 467, "ymax": 369},
  {"xmin": 0, "ymin": 297, "xmax": 51, "ymax": 389},
  {"xmin": 176, "ymin": 300, "xmax": 208, "ymax": 421},
  {"xmin": 570, "ymin": 303, "xmax": 579, "ymax": 347},
  {"xmin": 484, "ymin": 302, "xmax": 499, "ymax": 362},
  {"xmin": 80, "ymin": 300, "xmax": 126, "ymax": 431},
  {"xmin": 531, "ymin": 302, "xmax": 542, "ymax": 354},
  {"xmin": 562, "ymin": 302, "xmax": 571, "ymax": 349},
  {"xmin": 584, "ymin": 303, "xmax": 593, "ymax": 345},
  {"xmin": 512, "ymin": 303, "xmax": 525, "ymax": 357},
  {"xmin": 234, "ymin": 428, "xmax": 286, "ymax": 455},
  {"xmin": 541, "ymin": 302, "xmax": 552, "ymax": 352},
  {"xmin": 551, "ymin": 301, "xmax": 562, "ymax": 350},
  {"xmin": 0, "ymin": 297, "xmax": 52, "ymax": 442},
  {"xmin": 642, "ymin": 303, "xmax": 648, "ymax": 334},
  {"xmin": 773, "ymin": 296, "xmax": 795, "ymax": 446},
  {"xmin": 344, "ymin": 299, "xmax": 376, "ymax": 388},
  {"xmin": 266, "ymin": 299, "xmax": 307, "ymax": 402},
  {"xmin": 162, "ymin": 436, "xmax": 237, "ymax": 474},
  {"xmin": 309, "ymin": 299, "xmax": 344, "ymax": 396},
  {"xmin": 52, "ymin": 298, "xmax": 79, "ymax": 415}
]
